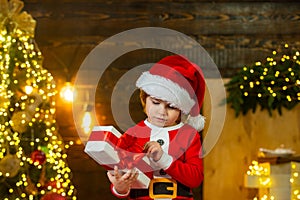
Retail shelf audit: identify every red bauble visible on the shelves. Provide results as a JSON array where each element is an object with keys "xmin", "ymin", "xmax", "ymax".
[
  {"xmin": 30, "ymin": 150, "xmax": 46, "ymax": 165},
  {"xmin": 41, "ymin": 193, "xmax": 67, "ymax": 200},
  {"xmin": 46, "ymin": 180, "xmax": 60, "ymax": 189},
  {"xmin": 38, "ymin": 180, "xmax": 59, "ymax": 191}
]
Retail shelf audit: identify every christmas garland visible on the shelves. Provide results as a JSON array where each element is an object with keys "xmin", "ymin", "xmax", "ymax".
[{"xmin": 226, "ymin": 44, "xmax": 300, "ymax": 116}]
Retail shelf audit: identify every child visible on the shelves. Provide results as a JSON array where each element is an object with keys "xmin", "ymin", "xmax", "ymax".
[{"xmin": 107, "ymin": 55, "xmax": 206, "ymax": 199}]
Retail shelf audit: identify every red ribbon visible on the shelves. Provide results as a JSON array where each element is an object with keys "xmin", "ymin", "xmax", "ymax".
[{"xmin": 88, "ymin": 130, "xmax": 119, "ymax": 146}]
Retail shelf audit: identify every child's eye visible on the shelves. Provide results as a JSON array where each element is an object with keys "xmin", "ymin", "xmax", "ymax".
[
  {"xmin": 168, "ymin": 104, "xmax": 177, "ymax": 109},
  {"xmin": 152, "ymin": 99, "xmax": 160, "ymax": 104}
]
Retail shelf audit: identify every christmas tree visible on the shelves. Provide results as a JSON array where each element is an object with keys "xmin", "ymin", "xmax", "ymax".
[{"xmin": 0, "ymin": 0, "xmax": 76, "ymax": 199}]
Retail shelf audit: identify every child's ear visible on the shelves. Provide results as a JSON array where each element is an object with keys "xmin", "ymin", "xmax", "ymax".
[{"xmin": 179, "ymin": 113, "xmax": 188, "ymax": 124}]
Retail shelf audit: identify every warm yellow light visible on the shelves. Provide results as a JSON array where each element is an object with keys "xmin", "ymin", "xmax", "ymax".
[
  {"xmin": 60, "ymin": 82, "xmax": 74, "ymax": 102},
  {"xmin": 24, "ymin": 85, "xmax": 33, "ymax": 94},
  {"xmin": 259, "ymin": 177, "xmax": 271, "ymax": 187},
  {"xmin": 249, "ymin": 82, "xmax": 254, "ymax": 88},
  {"xmin": 81, "ymin": 111, "xmax": 92, "ymax": 134}
]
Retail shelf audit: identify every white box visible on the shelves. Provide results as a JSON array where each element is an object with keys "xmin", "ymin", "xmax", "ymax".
[
  {"xmin": 92, "ymin": 126, "xmax": 122, "ymax": 138},
  {"xmin": 84, "ymin": 126, "xmax": 122, "ymax": 169},
  {"xmin": 270, "ymin": 188, "xmax": 291, "ymax": 200},
  {"xmin": 244, "ymin": 174, "xmax": 270, "ymax": 188},
  {"xmin": 85, "ymin": 141, "xmax": 120, "ymax": 165}
]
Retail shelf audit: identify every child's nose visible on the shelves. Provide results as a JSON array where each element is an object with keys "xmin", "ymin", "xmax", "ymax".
[{"xmin": 158, "ymin": 104, "xmax": 167, "ymax": 115}]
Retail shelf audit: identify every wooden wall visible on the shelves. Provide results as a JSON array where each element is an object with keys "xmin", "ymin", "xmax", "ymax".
[
  {"xmin": 203, "ymin": 80, "xmax": 300, "ymax": 200},
  {"xmin": 20, "ymin": 0, "xmax": 300, "ymax": 199}
]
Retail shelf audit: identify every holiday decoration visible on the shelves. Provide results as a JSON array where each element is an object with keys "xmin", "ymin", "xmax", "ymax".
[
  {"xmin": 85, "ymin": 126, "xmax": 151, "ymax": 189},
  {"xmin": 30, "ymin": 150, "xmax": 46, "ymax": 165},
  {"xmin": 85, "ymin": 126, "xmax": 121, "ymax": 168},
  {"xmin": 244, "ymin": 160, "xmax": 300, "ymax": 200},
  {"xmin": 0, "ymin": 0, "xmax": 76, "ymax": 199},
  {"xmin": 10, "ymin": 92, "xmax": 43, "ymax": 133},
  {"xmin": 226, "ymin": 44, "xmax": 300, "ymax": 116},
  {"xmin": 0, "ymin": 154, "xmax": 21, "ymax": 177},
  {"xmin": 41, "ymin": 192, "xmax": 67, "ymax": 200},
  {"xmin": 244, "ymin": 160, "xmax": 271, "ymax": 188}
]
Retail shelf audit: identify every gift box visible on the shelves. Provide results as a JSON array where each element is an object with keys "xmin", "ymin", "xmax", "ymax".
[
  {"xmin": 85, "ymin": 141, "xmax": 119, "ymax": 169},
  {"xmin": 85, "ymin": 125, "xmax": 151, "ymax": 188},
  {"xmin": 130, "ymin": 168, "xmax": 151, "ymax": 189},
  {"xmin": 269, "ymin": 162, "xmax": 300, "ymax": 200},
  {"xmin": 84, "ymin": 126, "xmax": 122, "ymax": 170},
  {"xmin": 244, "ymin": 161, "xmax": 300, "ymax": 200},
  {"xmin": 87, "ymin": 126, "xmax": 121, "ymax": 146},
  {"xmin": 244, "ymin": 174, "xmax": 271, "ymax": 188}
]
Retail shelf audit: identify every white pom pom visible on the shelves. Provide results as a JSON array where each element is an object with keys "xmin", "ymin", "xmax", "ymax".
[{"xmin": 186, "ymin": 114, "xmax": 205, "ymax": 131}]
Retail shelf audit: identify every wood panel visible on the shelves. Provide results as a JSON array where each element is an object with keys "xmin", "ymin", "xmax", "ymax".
[
  {"xmin": 23, "ymin": 2, "xmax": 300, "ymax": 38},
  {"xmin": 21, "ymin": 1, "xmax": 300, "ymax": 78}
]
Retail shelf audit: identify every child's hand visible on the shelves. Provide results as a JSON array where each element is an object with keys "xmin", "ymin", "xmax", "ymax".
[
  {"xmin": 144, "ymin": 141, "xmax": 163, "ymax": 161},
  {"xmin": 107, "ymin": 166, "xmax": 138, "ymax": 195}
]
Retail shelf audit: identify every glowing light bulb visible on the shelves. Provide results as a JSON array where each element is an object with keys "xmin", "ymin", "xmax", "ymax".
[
  {"xmin": 60, "ymin": 82, "xmax": 74, "ymax": 102},
  {"xmin": 81, "ymin": 105, "xmax": 93, "ymax": 135},
  {"xmin": 25, "ymin": 85, "xmax": 33, "ymax": 94},
  {"xmin": 249, "ymin": 82, "xmax": 254, "ymax": 88}
]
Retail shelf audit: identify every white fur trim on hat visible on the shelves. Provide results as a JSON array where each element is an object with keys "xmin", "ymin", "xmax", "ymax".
[
  {"xmin": 136, "ymin": 71, "xmax": 195, "ymax": 114},
  {"xmin": 186, "ymin": 114, "xmax": 205, "ymax": 131}
]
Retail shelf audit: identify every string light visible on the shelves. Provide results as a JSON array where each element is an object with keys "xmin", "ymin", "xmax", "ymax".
[{"xmin": 226, "ymin": 44, "xmax": 300, "ymax": 116}]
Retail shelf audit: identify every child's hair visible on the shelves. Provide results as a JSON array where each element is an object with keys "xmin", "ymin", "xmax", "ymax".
[{"xmin": 139, "ymin": 89, "xmax": 148, "ymax": 110}]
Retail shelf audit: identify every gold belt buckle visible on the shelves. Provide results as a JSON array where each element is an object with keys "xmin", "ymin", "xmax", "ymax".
[{"xmin": 149, "ymin": 178, "xmax": 177, "ymax": 199}]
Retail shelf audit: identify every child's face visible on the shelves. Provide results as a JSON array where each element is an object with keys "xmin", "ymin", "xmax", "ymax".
[{"xmin": 145, "ymin": 96, "xmax": 181, "ymax": 127}]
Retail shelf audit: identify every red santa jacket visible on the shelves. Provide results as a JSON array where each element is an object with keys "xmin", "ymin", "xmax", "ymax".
[{"xmin": 111, "ymin": 120, "xmax": 203, "ymax": 199}]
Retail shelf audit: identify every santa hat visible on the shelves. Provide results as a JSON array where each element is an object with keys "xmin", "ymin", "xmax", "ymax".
[{"xmin": 136, "ymin": 55, "xmax": 206, "ymax": 131}]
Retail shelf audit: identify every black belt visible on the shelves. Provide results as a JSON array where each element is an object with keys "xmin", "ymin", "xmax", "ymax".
[{"xmin": 130, "ymin": 180, "xmax": 193, "ymax": 198}]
